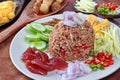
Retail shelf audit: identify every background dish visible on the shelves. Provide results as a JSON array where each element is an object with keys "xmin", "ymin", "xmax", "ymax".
[
  {"xmin": 10, "ymin": 13, "xmax": 120, "ymax": 80},
  {"xmin": 74, "ymin": 0, "xmax": 97, "ymax": 14},
  {"xmin": 0, "ymin": 0, "xmax": 27, "ymax": 28},
  {"xmin": 0, "ymin": 0, "xmax": 68, "ymax": 28},
  {"xmin": 94, "ymin": 3, "xmax": 120, "ymax": 19},
  {"xmin": 74, "ymin": 6, "xmax": 94, "ymax": 14},
  {"xmin": 0, "ymin": 0, "xmax": 68, "ymax": 43},
  {"xmin": 35, "ymin": 0, "xmax": 68, "ymax": 17}
]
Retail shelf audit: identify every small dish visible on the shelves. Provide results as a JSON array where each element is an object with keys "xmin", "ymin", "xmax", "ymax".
[
  {"xmin": 74, "ymin": 6, "xmax": 94, "ymax": 14},
  {"xmin": 0, "ymin": 0, "xmax": 27, "ymax": 28},
  {"xmin": 74, "ymin": 0, "xmax": 97, "ymax": 14},
  {"xmin": 35, "ymin": 0, "xmax": 68, "ymax": 17},
  {"xmin": 94, "ymin": 3, "xmax": 120, "ymax": 19}
]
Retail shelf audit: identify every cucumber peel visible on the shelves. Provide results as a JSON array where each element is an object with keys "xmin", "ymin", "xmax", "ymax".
[
  {"xmin": 30, "ymin": 22, "xmax": 46, "ymax": 32},
  {"xmin": 25, "ymin": 24, "xmax": 37, "ymax": 34},
  {"xmin": 25, "ymin": 34, "xmax": 41, "ymax": 41},
  {"xmin": 38, "ymin": 33, "xmax": 49, "ymax": 42},
  {"xmin": 24, "ymin": 22, "xmax": 53, "ymax": 51},
  {"xmin": 29, "ymin": 41, "xmax": 47, "ymax": 51},
  {"xmin": 45, "ymin": 25, "xmax": 53, "ymax": 33}
]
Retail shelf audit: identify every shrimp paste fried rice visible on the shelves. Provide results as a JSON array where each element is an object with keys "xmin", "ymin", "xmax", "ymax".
[{"xmin": 48, "ymin": 11, "xmax": 95, "ymax": 61}]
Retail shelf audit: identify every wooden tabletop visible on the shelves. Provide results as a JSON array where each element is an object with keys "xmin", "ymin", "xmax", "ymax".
[{"xmin": 0, "ymin": 0, "xmax": 120, "ymax": 80}]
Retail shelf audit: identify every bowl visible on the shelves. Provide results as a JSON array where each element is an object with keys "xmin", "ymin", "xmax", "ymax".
[
  {"xmin": 74, "ymin": 0, "xmax": 97, "ymax": 14},
  {"xmin": 0, "ymin": 0, "xmax": 27, "ymax": 28},
  {"xmin": 94, "ymin": 3, "xmax": 120, "ymax": 19}
]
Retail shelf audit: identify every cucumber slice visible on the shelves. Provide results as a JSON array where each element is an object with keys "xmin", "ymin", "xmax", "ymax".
[
  {"xmin": 29, "ymin": 41, "xmax": 47, "ymax": 51},
  {"xmin": 44, "ymin": 25, "xmax": 53, "ymax": 33},
  {"xmin": 25, "ymin": 34, "xmax": 41, "ymax": 41},
  {"xmin": 38, "ymin": 33, "xmax": 49, "ymax": 42},
  {"xmin": 25, "ymin": 24, "xmax": 37, "ymax": 34},
  {"xmin": 42, "ymin": 32, "xmax": 50, "ymax": 37},
  {"xmin": 31, "ymin": 22, "xmax": 46, "ymax": 32}
]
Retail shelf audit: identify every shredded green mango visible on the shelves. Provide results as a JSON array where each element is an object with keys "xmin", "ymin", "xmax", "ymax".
[{"xmin": 94, "ymin": 25, "xmax": 120, "ymax": 58}]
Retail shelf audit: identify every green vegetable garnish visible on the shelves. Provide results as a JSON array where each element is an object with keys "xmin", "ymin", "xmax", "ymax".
[
  {"xmin": 29, "ymin": 41, "xmax": 47, "ymax": 51},
  {"xmin": 97, "ymin": 3, "xmax": 118, "ymax": 15},
  {"xmin": 25, "ymin": 34, "xmax": 41, "ymax": 41},
  {"xmin": 24, "ymin": 22, "xmax": 53, "ymax": 51},
  {"xmin": 89, "ymin": 64, "xmax": 104, "ymax": 71},
  {"xmin": 97, "ymin": 5, "xmax": 110, "ymax": 14}
]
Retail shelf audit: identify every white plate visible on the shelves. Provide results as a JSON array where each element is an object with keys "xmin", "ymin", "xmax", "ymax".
[{"xmin": 10, "ymin": 13, "xmax": 120, "ymax": 80}]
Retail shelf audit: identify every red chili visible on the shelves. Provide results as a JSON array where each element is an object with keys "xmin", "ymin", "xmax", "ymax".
[
  {"xmin": 60, "ymin": 48, "xmax": 66, "ymax": 57},
  {"xmin": 109, "ymin": 60, "xmax": 114, "ymax": 65},
  {"xmin": 97, "ymin": 52, "xmax": 106, "ymax": 61},
  {"xmin": 85, "ymin": 52, "xmax": 114, "ymax": 68},
  {"xmin": 74, "ymin": 44, "xmax": 90, "ymax": 50},
  {"xmin": 98, "ymin": 2, "xmax": 118, "ymax": 10},
  {"xmin": 81, "ymin": 44, "xmax": 90, "ymax": 49},
  {"xmin": 93, "ymin": 58, "xmax": 100, "ymax": 64},
  {"xmin": 85, "ymin": 60, "xmax": 92, "ymax": 64},
  {"xmin": 102, "ymin": 61, "xmax": 109, "ymax": 67},
  {"xmin": 74, "ymin": 44, "xmax": 90, "ymax": 54},
  {"xmin": 74, "ymin": 45, "xmax": 81, "ymax": 53},
  {"xmin": 105, "ymin": 54, "xmax": 112, "ymax": 60}
]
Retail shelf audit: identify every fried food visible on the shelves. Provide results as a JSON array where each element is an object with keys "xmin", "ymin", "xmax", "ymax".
[
  {"xmin": 39, "ymin": 0, "xmax": 54, "ymax": 14},
  {"xmin": 56, "ymin": 0, "xmax": 63, "ymax": 3},
  {"xmin": 33, "ymin": 0, "xmax": 42, "ymax": 14},
  {"xmin": 42, "ymin": 18, "xmax": 61, "ymax": 26},
  {"xmin": 51, "ymin": 1, "xmax": 61, "ymax": 12},
  {"xmin": 33, "ymin": 0, "xmax": 64, "ymax": 14}
]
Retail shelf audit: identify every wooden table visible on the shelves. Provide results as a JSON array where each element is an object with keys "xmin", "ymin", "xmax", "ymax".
[{"xmin": 0, "ymin": 0, "xmax": 120, "ymax": 80}]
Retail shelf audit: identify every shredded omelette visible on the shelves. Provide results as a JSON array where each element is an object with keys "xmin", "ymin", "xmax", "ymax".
[
  {"xmin": 86, "ymin": 15, "xmax": 109, "ymax": 35},
  {"xmin": 0, "ymin": 1, "xmax": 17, "ymax": 25}
]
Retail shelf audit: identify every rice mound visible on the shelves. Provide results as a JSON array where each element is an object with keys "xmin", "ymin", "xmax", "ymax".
[{"xmin": 48, "ymin": 20, "xmax": 95, "ymax": 61}]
